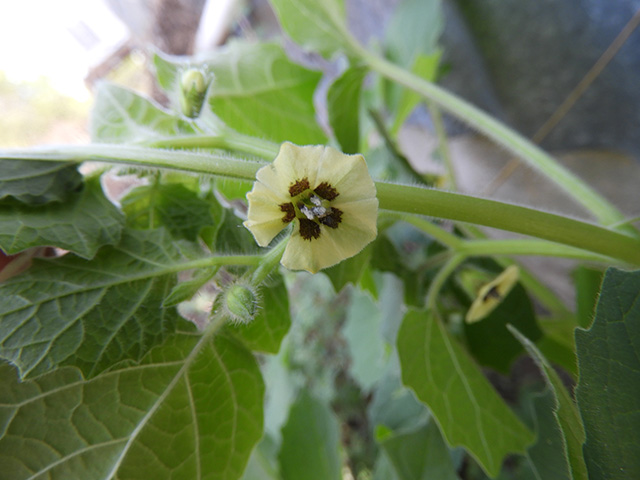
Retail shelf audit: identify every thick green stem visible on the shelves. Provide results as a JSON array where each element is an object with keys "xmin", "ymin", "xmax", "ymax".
[
  {"xmin": 4, "ymin": 145, "xmax": 640, "ymax": 266},
  {"xmin": 147, "ymin": 131, "xmax": 279, "ymax": 160},
  {"xmin": 358, "ymin": 48, "xmax": 631, "ymax": 231},
  {"xmin": 376, "ymin": 182, "xmax": 640, "ymax": 266}
]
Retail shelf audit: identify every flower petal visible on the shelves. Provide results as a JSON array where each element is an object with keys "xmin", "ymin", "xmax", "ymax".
[
  {"xmin": 244, "ymin": 182, "xmax": 290, "ymax": 246},
  {"xmin": 315, "ymin": 149, "xmax": 376, "ymax": 203},
  {"xmin": 281, "ymin": 205, "xmax": 378, "ymax": 274}
]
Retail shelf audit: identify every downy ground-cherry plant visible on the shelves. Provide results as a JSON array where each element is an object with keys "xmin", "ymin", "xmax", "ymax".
[{"xmin": 1, "ymin": 1, "xmax": 639, "ymax": 479}]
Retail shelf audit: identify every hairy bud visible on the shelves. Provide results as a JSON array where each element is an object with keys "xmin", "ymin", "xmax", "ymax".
[
  {"xmin": 221, "ymin": 283, "xmax": 260, "ymax": 325},
  {"xmin": 179, "ymin": 68, "xmax": 210, "ymax": 118}
]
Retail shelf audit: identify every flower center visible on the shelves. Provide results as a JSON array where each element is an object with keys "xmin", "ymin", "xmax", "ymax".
[{"xmin": 279, "ymin": 178, "xmax": 343, "ymax": 241}]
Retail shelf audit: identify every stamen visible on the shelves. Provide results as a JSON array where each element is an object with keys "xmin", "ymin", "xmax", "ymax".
[
  {"xmin": 279, "ymin": 203, "xmax": 295, "ymax": 223},
  {"xmin": 299, "ymin": 218, "xmax": 321, "ymax": 240},
  {"xmin": 289, "ymin": 178, "xmax": 310, "ymax": 197},
  {"xmin": 319, "ymin": 207, "xmax": 343, "ymax": 229},
  {"xmin": 314, "ymin": 182, "xmax": 339, "ymax": 201}
]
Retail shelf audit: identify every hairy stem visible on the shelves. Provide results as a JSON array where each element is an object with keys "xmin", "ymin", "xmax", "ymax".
[
  {"xmin": 357, "ymin": 48, "xmax": 632, "ymax": 232},
  {"xmin": 4, "ymin": 145, "xmax": 639, "ymax": 266}
]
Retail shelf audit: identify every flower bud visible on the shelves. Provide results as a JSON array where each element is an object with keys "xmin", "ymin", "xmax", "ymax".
[
  {"xmin": 179, "ymin": 68, "xmax": 210, "ymax": 118},
  {"xmin": 223, "ymin": 283, "xmax": 259, "ymax": 324}
]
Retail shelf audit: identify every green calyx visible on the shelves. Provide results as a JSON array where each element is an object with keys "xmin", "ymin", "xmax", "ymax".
[{"xmin": 223, "ymin": 283, "xmax": 260, "ymax": 324}]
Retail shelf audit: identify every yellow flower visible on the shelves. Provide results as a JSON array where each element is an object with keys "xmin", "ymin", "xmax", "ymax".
[
  {"xmin": 465, "ymin": 265, "xmax": 520, "ymax": 323},
  {"xmin": 244, "ymin": 143, "xmax": 378, "ymax": 273}
]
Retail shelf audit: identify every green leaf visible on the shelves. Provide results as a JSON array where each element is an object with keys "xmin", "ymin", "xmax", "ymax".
[
  {"xmin": 385, "ymin": 0, "xmax": 442, "ymax": 68},
  {"xmin": 0, "ymin": 159, "xmax": 82, "ymax": 205},
  {"xmin": 0, "ymin": 229, "xmax": 193, "ymax": 380},
  {"xmin": 342, "ymin": 288, "xmax": 387, "ymax": 390},
  {"xmin": 269, "ymin": 0, "xmax": 353, "ymax": 58},
  {"xmin": 380, "ymin": 421, "xmax": 460, "ymax": 480},
  {"xmin": 324, "ymin": 243, "xmax": 372, "ymax": 292},
  {"xmin": 575, "ymin": 267, "xmax": 640, "ymax": 480},
  {"xmin": 509, "ymin": 325, "xmax": 587, "ymax": 480},
  {"xmin": 278, "ymin": 391, "xmax": 342, "ymax": 480},
  {"xmin": 0, "ymin": 176, "xmax": 123, "ymax": 259},
  {"xmin": 464, "ymin": 285, "xmax": 543, "ymax": 374},
  {"xmin": 522, "ymin": 391, "xmax": 571, "ymax": 480},
  {"xmin": 369, "ymin": 359, "xmax": 429, "ymax": 433},
  {"xmin": 207, "ymin": 42, "xmax": 326, "ymax": 145},
  {"xmin": 573, "ymin": 265, "xmax": 603, "ymax": 329},
  {"xmin": 327, "ymin": 66, "xmax": 368, "ymax": 154},
  {"xmin": 391, "ymin": 52, "xmax": 441, "ymax": 134},
  {"xmin": 241, "ymin": 435, "xmax": 281, "ymax": 480},
  {"xmin": 162, "ymin": 268, "xmax": 218, "ymax": 307},
  {"xmin": 121, "ymin": 180, "xmax": 217, "ymax": 242},
  {"xmin": 227, "ymin": 274, "xmax": 291, "ymax": 354},
  {"xmin": 90, "ymin": 82, "xmax": 196, "ymax": 143},
  {"xmin": 0, "ymin": 330, "xmax": 264, "ymax": 480},
  {"xmin": 397, "ymin": 309, "xmax": 534, "ymax": 477},
  {"xmin": 384, "ymin": 0, "xmax": 442, "ymax": 120}
]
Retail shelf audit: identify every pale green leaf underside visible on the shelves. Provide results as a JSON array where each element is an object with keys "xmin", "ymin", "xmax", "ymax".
[
  {"xmin": 0, "ymin": 159, "xmax": 83, "ymax": 205},
  {"xmin": 278, "ymin": 391, "xmax": 341, "ymax": 480},
  {"xmin": 576, "ymin": 267, "xmax": 640, "ymax": 479},
  {"xmin": 269, "ymin": 0, "xmax": 352, "ymax": 58},
  {"xmin": 0, "ymin": 331, "xmax": 264, "ymax": 480},
  {"xmin": 397, "ymin": 310, "xmax": 534, "ymax": 477},
  {"xmin": 0, "ymin": 177, "xmax": 124, "ymax": 259},
  {"xmin": 207, "ymin": 42, "xmax": 326, "ymax": 145},
  {"xmin": 0, "ymin": 229, "xmax": 189, "ymax": 380},
  {"xmin": 90, "ymin": 82, "xmax": 196, "ymax": 143},
  {"xmin": 509, "ymin": 326, "xmax": 587, "ymax": 480}
]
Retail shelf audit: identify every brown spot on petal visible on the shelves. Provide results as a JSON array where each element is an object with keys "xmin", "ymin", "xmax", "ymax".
[
  {"xmin": 299, "ymin": 218, "xmax": 321, "ymax": 240},
  {"xmin": 279, "ymin": 203, "xmax": 295, "ymax": 223},
  {"xmin": 314, "ymin": 182, "xmax": 339, "ymax": 201},
  {"xmin": 289, "ymin": 178, "xmax": 310, "ymax": 197},
  {"xmin": 318, "ymin": 207, "xmax": 342, "ymax": 229}
]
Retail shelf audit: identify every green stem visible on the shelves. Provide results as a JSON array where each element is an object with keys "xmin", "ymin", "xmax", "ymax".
[
  {"xmin": 376, "ymin": 182, "xmax": 640, "ymax": 266},
  {"xmin": 358, "ymin": 48, "xmax": 631, "ymax": 231},
  {"xmin": 426, "ymin": 254, "xmax": 465, "ymax": 310},
  {"xmin": 4, "ymin": 145, "xmax": 640, "ymax": 266},
  {"xmin": 147, "ymin": 131, "xmax": 279, "ymax": 160},
  {"xmin": 426, "ymin": 101, "xmax": 456, "ymax": 189},
  {"xmin": 3, "ymin": 144, "xmax": 265, "ymax": 179},
  {"xmin": 252, "ymin": 239, "xmax": 287, "ymax": 285},
  {"xmin": 457, "ymin": 239, "xmax": 617, "ymax": 264}
]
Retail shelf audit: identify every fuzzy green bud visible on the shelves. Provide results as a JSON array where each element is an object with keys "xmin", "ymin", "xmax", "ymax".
[
  {"xmin": 224, "ymin": 284, "xmax": 259, "ymax": 324},
  {"xmin": 179, "ymin": 68, "xmax": 209, "ymax": 118}
]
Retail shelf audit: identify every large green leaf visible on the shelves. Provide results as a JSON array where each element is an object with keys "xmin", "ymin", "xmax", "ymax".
[
  {"xmin": 391, "ymin": 53, "xmax": 441, "ymax": 134},
  {"xmin": 385, "ymin": 0, "xmax": 442, "ymax": 68},
  {"xmin": 121, "ymin": 178, "xmax": 217, "ymax": 242},
  {"xmin": 575, "ymin": 268, "xmax": 640, "ymax": 480},
  {"xmin": 522, "ymin": 391, "xmax": 571, "ymax": 480},
  {"xmin": 90, "ymin": 82, "xmax": 197, "ymax": 143},
  {"xmin": 0, "ymin": 176, "xmax": 123, "ymax": 259},
  {"xmin": 227, "ymin": 274, "xmax": 291, "ymax": 354},
  {"xmin": 509, "ymin": 326, "xmax": 587, "ymax": 480},
  {"xmin": 384, "ymin": 0, "xmax": 442, "ymax": 125},
  {"xmin": 327, "ymin": 66, "xmax": 367, "ymax": 154},
  {"xmin": 278, "ymin": 391, "xmax": 341, "ymax": 480},
  {"xmin": 0, "ymin": 159, "xmax": 82, "ymax": 205},
  {"xmin": 269, "ymin": 0, "xmax": 354, "ymax": 58},
  {"xmin": 379, "ymin": 421, "xmax": 460, "ymax": 480},
  {"xmin": 397, "ymin": 309, "xmax": 534, "ymax": 477},
  {"xmin": 206, "ymin": 42, "xmax": 326, "ymax": 145},
  {"xmin": 342, "ymin": 288, "xmax": 387, "ymax": 391},
  {"xmin": 0, "ymin": 229, "xmax": 193, "ymax": 380},
  {"xmin": 0, "ymin": 330, "xmax": 264, "ymax": 480}
]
